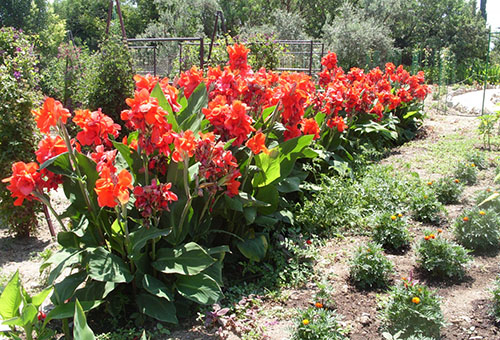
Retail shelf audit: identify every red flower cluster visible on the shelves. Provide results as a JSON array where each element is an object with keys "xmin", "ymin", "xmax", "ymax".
[
  {"xmin": 2, "ymin": 162, "xmax": 42, "ymax": 206},
  {"xmin": 195, "ymin": 133, "xmax": 241, "ymax": 197},
  {"xmin": 94, "ymin": 168, "xmax": 133, "ymax": 208},
  {"xmin": 133, "ymin": 181, "xmax": 178, "ymax": 220},
  {"xmin": 73, "ymin": 108, "xmax": 121, "ymax": 147},
  {"xmin": 32, "ymin": 97, "xmax": 71, "ymax": 133}
]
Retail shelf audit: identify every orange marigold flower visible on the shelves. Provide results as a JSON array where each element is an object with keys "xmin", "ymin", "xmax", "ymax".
[
  {"xmin": 427, "ymin": 181, "xmax": 433, "ymax": 185},
  {"xmin": 398, "ymin": 213, "xmax": 403, "ymax": 218},
  {"xmin": 412, "ymin": 297, "xmax": 420, "ymax": 304},
  {"xmin": 32, "ymin": 97, "xmax": 71, "ymax": 133},
  {"xmin": 437, "ymin": 228, "xmax": 443, "ymax": 233},
  {"xmin": 302, "ymin": 319, "xmax": 310, "ymax": 326},
  {"xmin": 391, "ymin": 215, "xmax": 397, "ymax": 220},
  {"xmin": 430, "ymin": 234, "xmax": 435, "ymax": 239},
  {"xmin": 2, "ymin": 162, "xmax": 41, "ymax": 206},
  {"xmin": 470, "ymin": 163, "xmax": 476, "ymax": 167},
  {"xmin": 246, "ymin": 132, "xmax": 269, "ymax": 155},
  {"xmin": 479, "ymin": 210, "xmax": 486, "ymax": 216},
  {"xmin": 454, "ymin": 179, "xmax": 460, "ymax": 183},
  {"xmin": 315, "ymin": 302, "xmax": 323, "ymax": 308},
  {"xmin": 424, "ymin": 235, "xmax": 430, "ymax": 241},
  {"xmin": 463, "ymin": 216, "xmax": 469, "ymax": 222}
]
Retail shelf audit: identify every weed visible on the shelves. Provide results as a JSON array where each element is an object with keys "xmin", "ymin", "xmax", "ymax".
[
  {"xmin": 349, "ymin": 242, "xmax": 394, "ymax": 289},
  {"xmin": 465, "ymin": 149, "xmax": 488, "ymax": 170},
  {"xmin": 476, "ymin": 188, "xmax": 500, "ymax": 213},
  {"xmin": 492, "ymin": 275, "xmax": 500, "ymax": 322},
  {"xmin": 416, "ymin": 230, "xmax": 471, "ymax": 279}
]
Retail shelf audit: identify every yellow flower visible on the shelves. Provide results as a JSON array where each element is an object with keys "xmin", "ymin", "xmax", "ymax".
[
  {"xmin": 391, "ymin": 215, "xmax": 397, "ymax": 220},
  {"xmin": 302, "ymin": 319, "xmax": 310, "ymax": 325},
  {"xmin": 454, "ymin": 179, "xmax": 460, "ymax": 183},
  {"xmin": 424, "ymin": 195, "xmax": 428, "ymax": 199},
  {"xmin": 463, "ymin": 216, "xmax": 469, "ymax": 222},
  {"xmin": 398, "ymin": 213, "xmax": 403, "ymax": 218},
  {"xmin": 412, "ymin": 297, "xmax": 420, "ymax": 304},
  {"xmin": 471, "ymin": 163, "xmax": 476, "ymax": 167},
  {"xmin": 479, "ymin": 210, "xmax": 486, "ymax": 216},
  {"xmin": 427, "ymin": 181, "xmax": 433, "ymax": 185}
]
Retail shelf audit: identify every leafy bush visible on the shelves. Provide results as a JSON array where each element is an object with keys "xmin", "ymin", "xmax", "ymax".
[
  {"xmin": 322, "ymin": 2, "xmax": 397, "ymax": 69},
  {"xmin": 454, "ymin": 208, "xmax": 500, "ymax": 251},
  {"xmin": 410, "ymin": 187, "xmax": 444, "ymax": 224},
  {"xmin": 453, "ymin": 162, "xmax": 478, "ymax": 185},
  {"xmin": 88, "ymin": 35, "xmax": 134, "ymax": 131},
  {"xmin": 416, "ymin": 230, "xmax": 471, "ymax": 279},
  {"xmin": 291, "ymin": 307, "xmax": 349, "ymax": 340},
  {"xmin": 0, "ymin": 27, "xmax": 41, "ymax": 237},
  {"xmin": 379, "ymin": 278, "xmax": 445, "ymax": 339},
  {"xmin": 349, "ymin": 242, "xmax": 394, "ymax": 289},
  {"xmin": 371, "ymin": 212, "xmax": 411, "ymax": 251},
  {"xmin": 432, "ymin": 177, "xmax": 463, "ymax": 204}
]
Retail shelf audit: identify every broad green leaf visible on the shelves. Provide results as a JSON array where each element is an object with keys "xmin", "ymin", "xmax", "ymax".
[
  {"xmin": 243, "ymin": 207, "xmax": 257, "ymax": 224},
  {"xmin": 236, "ymin": 234, "xmax": 269, "ymax": 262},
  {"xmin": 224, "ymin": 195, "xmax": 243, "ymax": 212},
  {"xmin": 478, "ymin": 192, "xmax": 500, "ymax": 207},
  {"xmin": 74, "ymin": 281, "xmax": 115, "ymax": 302},
  {"xmin": 128, "ymin": 227, "xmax": 171, "ymax": 257},
  {"xmin": 142, "ymin": 274, "xmax": 173, "ymax": 301},
  {"xmin": 86, "ymin": 247, "xmax": 133, "ymax": 283},
  {"xmin": 202, "ymin": 261, "xmax": 223, "ymax": 287},
  {"xmin": 255, "ymin": 185, "xmax": 279, "ymax": 215},
  {"xmin": 57, "ymin": 231, "xmax": 80, "ymax": 249},
  {"xmin": 278, "ymin": 134, "xmax": 314, "ymax": 179},
  {"xmin": 52, "ymin": 272, "xmax": 87, "ymax": 305},
  {"xmin": 73, "ymin": 299, "xmax": 96, "ymax": 340},
  {"xmin": 177, "ymin": 83, "xmax": 208, "ymax": 132},
  {"xmin": 276, "ymin": 177, "xmax": 301, "ymax": 193},
  {"xmin": 39, "ymin": 152, "xmax": 71, "ymax": 175},
  {"xmin": 2, "ymin": 304, "xmax": 37, "ymax": 327},
  {"xmin": 254, "ymin": 215, "xmax": 278, "ymax": 227},
  {"xmin": 75, "ymin": 152, "xmax": 99, "ymax": 195},
  {"xmin": 0, "ymin": 271, "xmax": 21, "ymax": 319},
  {"xmin": 45, "ymin": 300, "xmax": 103, "ymax": 322},
  {"xmin": 31, "ymin": 286, "xmax": 52, "ymax": 307},
  {"xmin": 151, "ymin": 83, "xmax": 179, "ymax": 131},
  {"xmin": 152, "ymin": 242, "xmax": 216, "ymax": 276},
  {"xmin": 252, "ymin": 150, "xmax": 280, "ymax": 187},
  {"xmin": 42, "ymin": 249, "xmax": 82, "ymax": 285},
  {"xmin": 136, "ymin": 294, "xmax": 178, "ymax": 324},
  {"xmin": 175, "ymin": 273, "xmax": 221, "ymax": 305}
]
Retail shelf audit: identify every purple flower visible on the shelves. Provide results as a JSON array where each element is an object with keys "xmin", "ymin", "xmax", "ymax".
[
  {"xmin": 13, "ymin": 71, "xmax": 21, "ymax": 80},
  {"xmin": 16, "ymin": 47, "xmax": 21, "ymax": 52}
]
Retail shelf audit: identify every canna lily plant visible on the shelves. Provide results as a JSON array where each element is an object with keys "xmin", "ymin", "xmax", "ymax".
[{"xmin": 2, "ymin": 44, "xmax": 429, "ymax": 324}]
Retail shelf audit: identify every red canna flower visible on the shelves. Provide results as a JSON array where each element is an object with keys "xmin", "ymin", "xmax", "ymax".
[
  {"xmin": 178, "ymin": 66, "xmax": 204, "ymax": 99},
  {"xmin": 300, "ymin": 118, "xmax": 320, "ymax": 140},
  {"xmin": 73, "ymin": 108, "xmax": 121, "ymax": 147},
  {"xmin": 227, "ymin": 44, "xmax": 251, "ymax": 74},
  {"xmin": 2, "ymin": 162, "xmax": 42, "ymax": 206},
  {"xmin": 326, "ymin": 116, "xmax": 347, "ymax": 133},
  {"xmin": 321, "ymin": 52, "xmax": 338, "ymax": 70},
  {"xmin": 172, "ymin": 130, "xmax": 196, "ymax": 162},
  {"xmin": 94, "ymin": 168, "xmax": 133, "ymax": 208},
  {"xmin": 32, "ymin": 97, "xmax": 71, "ymax": 133},
  {"xmin": 35, "ymin": 135, "xmax": 68, "ymax": 164},
  {"xmin": 134, "ymin": 181, "xmax": 178, "ymax": 220},
  {"xmin": 246, "ymin": 132, "xmax": 270, "ymax": 155}
]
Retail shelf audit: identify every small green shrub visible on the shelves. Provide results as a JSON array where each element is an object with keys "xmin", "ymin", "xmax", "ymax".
[
  {"xmin": 410, "ymin": 187, "xmax": 444, "ymax": 224},
  {"xmin": 492, "ymin": 275, "xmax": 500, "ymax": 322},
  {"xmin": 0, "ymin": 27, "xmax": 41, "ymax": 237},
  {"xmin": 371, "ymin": 212, "xmax": 411, "ymax": 251},
  {"xmin": 453, "ymin": 162, "xmax": 478, "ymax": 185},
  {"xmin": 349, "ymin": 242, "xmax": 394, "ymax": 289},
  {"xmin": 465, "ymin": 150, "xmax": 488, "ymax": 170},
  {"xmin": 291, "ymin": 307, "xmax": 349, "ymax": 340},
  {"xmin": 454, "ymin": 208, "xmax": 500, "ymax": 251},
  {"xmin": 379, "ymin": 278, "xmax": 445, "ymax": 339},
  {"xmin": 416, "ymin": 230, "xmax": 471, "ymax": 279},
  {"xmin": 432, "ymin": 177, "xmax": 463, "ymax": 204},
  {"xmin": 475, "ymin": 188, "xmax": 500, "ymax": 214},
  {"xmin": 88, "ymin": 35, "xmax": 134, "ymax": 132}
]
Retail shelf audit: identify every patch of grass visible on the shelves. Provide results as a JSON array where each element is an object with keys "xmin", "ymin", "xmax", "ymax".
[{"xmin": 408, "ymin": 133, "xmax": 480, "ymax": 175}]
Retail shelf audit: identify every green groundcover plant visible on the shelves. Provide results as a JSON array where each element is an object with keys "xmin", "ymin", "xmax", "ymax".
[
  {"xmin": 372, "ymin": 212, "xmax": 411, "ymax": 251},
  {"xmin": 291, "ymin": 306, "xmax": 349, "ymax": 340},
  {"xmin": 454, "ymin": 208, "xmax": 500, "ymax": 251}
]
